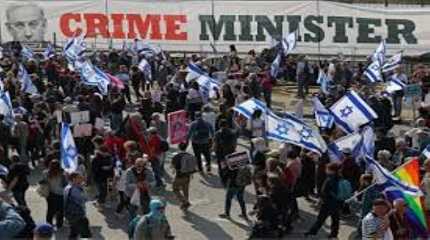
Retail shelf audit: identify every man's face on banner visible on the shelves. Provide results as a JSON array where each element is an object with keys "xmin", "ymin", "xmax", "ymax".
[{"xmin": 6, "ymin": 5, "xmax": 47, "ymax": 42}]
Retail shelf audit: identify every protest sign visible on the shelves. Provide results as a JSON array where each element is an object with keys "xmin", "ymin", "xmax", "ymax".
[
  {"xmin": 226, "ymin": 151, "xmax": 250, "ymax": 170},
  {"xmin": 69, "ymin": 111, "xmax": 90, "ymax": 126},
  {"xmin": 168, "ymin": 110, "xmax": 188, "ymax": 145}
]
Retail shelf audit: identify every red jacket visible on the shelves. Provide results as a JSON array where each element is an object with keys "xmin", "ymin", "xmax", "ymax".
[
  {"xmin": 147, "ymin": 134, "xmax": 162, "ymax": 161},
  {"xmin": 103, "ymin": 136, "xmax": 126, "ymax": 161}
]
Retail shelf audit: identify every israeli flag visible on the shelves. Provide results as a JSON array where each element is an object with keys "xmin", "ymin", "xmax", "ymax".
[
  {"xmin": 196, "ymin": 74, "xmax": 220, "ymax": 101},
  {"xmin": 270, "ymin": 53, "xmax": 281, "ymax": 78},
  {"xmin": 60, "ymin": 122, "xmax": 78, "ymax": 173},
  {"xmin": 365, "ymin": 156, "xmax": 422, "ymax": 197},
  {"xmin": 266, "ymin": 110, "xmax": 301, "ymax": 144},
  {"xmin": 328, "ymin": 133, "xmax": 363, "ymax": 162},
  {"xmin": 361, "ymin": 126, "xmax": 375, "ymax": 158},
  {"xmin": 187, "ymin": 62, "xmax": 208, "ymax": 81},
  {"xmin": 364, "ymin": 61, "xmax": 383, "ymax": 83},
  {"xmin": 281, "ymin": 31, "xmax": 297, "ymax": 55},
  {"xmin": 312, "ymin": 97, "xmax": 334, "ymax": 129},
  {"xmin": 18, "ymin": 65, "xmax": 38, "ymax": 94},
  {"xmin": 21, "ymin": 45, "xmax": 34, "ymax": 60},
  {"xmin": 371, "ymin": 40, "xmax": 386, "ymax": 66},
  {"xmin": 330, "ymin": 90, "xmax": 378, "ymax": 133},
  {"xmin": 79, "ymin": 61, "xmax": 110, "ymax": 95},
  {"xmin": 233, "ymin": 98, "xmax": 267, "ymax": 119},
  {"xmin": 386, "ymin": 74, "xmax": 406, "ymax": 93},
  {"xmin": 422, "ymin": 145, "xmax": 430, "ymax": 159},
  {"xmin": 317, "ymin": 69, "xmax": 333, "ymax": 95},
  {"xmin": 382, "ymin": 52, "xmax": 402, "ymax": 73},
  {"xmin": 132, "ymin": 40, "xmax": 159, "ymax": 57},
  {"xmin": 0, "ymin": 91, "xmax": 14, "ymax": 125},
  {"xmin": 283, "ymin": 112, "xmax": 328, "ymax": 155},
  {"xmin": 138, "ymin": 58, "xmax": 152, "ymax": 81},
  {"xmin": 63, "ymin": 35, "xmax": 86, "ymax": 62},
  {"xmin": 43, "ymin": 43, "xmax": 55, "ymax": 59},
  {"xmin": 0, "ymin": 164, "xmax": 8, "ymax": 176}
]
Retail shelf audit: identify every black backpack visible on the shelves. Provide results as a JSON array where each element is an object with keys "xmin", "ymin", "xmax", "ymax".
[{"xmin": 160, "ymin": 139, "xmax": 170, "ymax": 152}]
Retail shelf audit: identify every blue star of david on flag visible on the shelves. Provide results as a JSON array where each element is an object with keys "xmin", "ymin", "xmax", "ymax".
[
  {"xmin": 300, "ymin": 127, "xmax": 312, "ymax": 140},
  {"xmin": 340, "ymin": 106, "xmax": 353, "ymax": 118},
  {"xmin": 276, "ymin": 122, "xmax": 291, "ymax": 136}
]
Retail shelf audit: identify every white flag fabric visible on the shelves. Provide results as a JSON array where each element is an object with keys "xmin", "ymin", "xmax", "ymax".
[
  {"xmin": 233, "ymin": 98, "xmax": 267, "ymax": 119},
  {"xmin": 312, "ymin": 97, "xmax": 334, "ymax": 129},
  {"xmin": 364, "ymin": 61, "xmax": 383, "ymax": 83},
  {"xmin": 63, "ymin": 35, "xmax": 86, "ymax": 62},
  {"xmin": 60, "ymin": 122, "xmax": 78, "ymax": 173},
  {"xmin": 371, "ymin": 40, "xmax": 386, "ymax": 66},
  {"xmin": 317, "ymin": 70, "xmax": 333, "ymax": 95},
  {"xmin": 270, "ymin": 53, "xmax": 281, "ymax": 78},
  {"xmin": 328, "ymin": 132, "xmax": 363, "ymax": 162},
  {"xmin": 423, "ymin": 145, "xmax": 430, "ymax": 159},
  {"xmin": 138, "ymin": 58, "xmax": 152, "ymax": 81},
  {"xmin": 186, "ymin": 62, "xmax": 208, "ymax": 82},
  {"xmin": 282, "ymin": 112, "xmax": 328, "ymax": 155},
  {"xmin": 382, "ymin": 52, "xmax": 402, "ymax": 73},
  {"xmin": 385, "ymin": 74, "xmax": 406, "ymax": 93},
  {"xmin": 365, "ymin": 156, "xmax": 422, "ymax": 197},
  {"xmin": 330, "ymin": 90, "xmax": 378, "ymax": 133},
  {"xmin": 43, "ymin": 43, "xmax": 55, "ymax": 59},
  {"xmin": 18, "ymin": 65, "xmax": 39, "ymax": 94},
  {"xmin": 281, "ymin": 31, "xmax": 297, "ymax": 55},
  {"xmin": 78, "ymin": 61, "xmax": 110, "ymax": 95},
  {"xmin": 266, "ymin": 110, "xmax": 301, "ymax": 144},
  {"xmin": 0, "ymin": 91, "xmax": 14, "ymax": 125},
  {"xmin": 21, "ymin": 45, "xmax": 34, "ymax": 60},
  {"xmin": 196, "ymin": 74, "xmax": 220, "ymax": 101}
]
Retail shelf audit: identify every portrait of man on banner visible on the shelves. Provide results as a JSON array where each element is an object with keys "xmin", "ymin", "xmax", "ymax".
[
  {"xmin": 5, "ymin": 3, "xmax": 47, "ymax": 42},
  {"xmin": 168, "ymin": 110, "xmax": 189, "ymax": 145}
]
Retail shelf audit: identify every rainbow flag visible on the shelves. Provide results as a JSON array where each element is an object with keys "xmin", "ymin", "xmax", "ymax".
[{"xmin": 391, "ymin": 158, "xmax": 428, "ymax": 237}]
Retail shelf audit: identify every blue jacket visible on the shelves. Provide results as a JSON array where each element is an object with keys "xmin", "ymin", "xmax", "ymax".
[{"xmin": 0, "ymin": 202, "xmax": 25, "ymax": 239}]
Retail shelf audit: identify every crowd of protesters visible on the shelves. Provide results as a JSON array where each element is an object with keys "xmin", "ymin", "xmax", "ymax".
[{"xmin": 0, "ymin": 39, "xmax": 429, "ymax": 240}]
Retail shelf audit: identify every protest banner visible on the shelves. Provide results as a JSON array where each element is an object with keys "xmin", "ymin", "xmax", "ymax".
[
  {"xmin": 226, "ymin": 151, "xmax": 250, "ymax": 170},
  {"xmin": 0, "ymin": 1, "xmax": 429, "ymax": 56},
  {"xmin": 168, "ymin": 110, "xmax": 188, "ymax": 145}
]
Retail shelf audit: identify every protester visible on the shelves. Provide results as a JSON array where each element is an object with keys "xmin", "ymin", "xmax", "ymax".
[
  {"xmin": 171, "ymin": 142, "xmax": 197, "ymax": 211},
  {"xmin": 361, "ymin": 199, "xmax": 392, "ymax": 240},
  {"xmin": 187, "ymin": 112, "xmax": 214, "ymax": 173},
  {"xmin": 132, "ymin": 199, "xmax": 174, "ymax": 240},
  {"xmin": 64, "ymin": 172, "xmax": 92, "ymax": 239}
]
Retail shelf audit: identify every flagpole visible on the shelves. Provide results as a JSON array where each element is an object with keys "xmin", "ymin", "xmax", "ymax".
[
  {"xmin": 316, "ymin": 0, "xmax": 321, "ymax": 63},
  {"xmin": 345, "ymin": 158, "xmax": 419, "ymax": 203}
]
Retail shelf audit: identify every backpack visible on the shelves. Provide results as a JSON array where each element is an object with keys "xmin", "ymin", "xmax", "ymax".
[
  {"xmin": 235, "ymin": 165, "xmax": 252, "ymax": 187},
  {"xmin": 336, "ymin": 179, "xmax": 353, "ymax": 201},
  {"xmin": 179, "ymin": 152, "xmax": 198, "ymax": 174},
  {"xmin": 194, "ymin": 121, "xmax": 210, "ymax": 141},
  {"xmin": 160, "ymin": 139, "xmax": 170, "ymax": 152}
]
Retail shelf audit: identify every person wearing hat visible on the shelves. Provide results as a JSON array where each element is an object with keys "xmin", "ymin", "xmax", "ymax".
[{"xmin": 33, "ymin": 223, "xmax": 54, "ymax": 240}]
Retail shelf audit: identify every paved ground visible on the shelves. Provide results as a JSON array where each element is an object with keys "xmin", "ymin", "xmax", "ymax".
[{"xmin": 24, "ymin": 85, "xmax": 414, "ymax": 239}]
